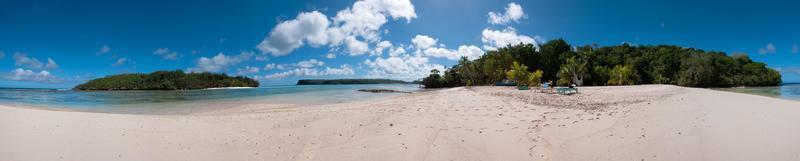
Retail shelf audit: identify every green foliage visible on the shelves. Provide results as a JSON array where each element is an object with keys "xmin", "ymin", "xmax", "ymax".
[
  {"xmin": 421, "ymin": 71, "xmax": 443, "ymax": 88},
  {"xmin": 74, "ymin": 70, "xmax": 259, "ymax": 90},
  {"xmin": 528, "ymin": 70, "xmax": 544, "ymax": 87},
  {"xmin": 608, "ymin": 65, "xmax": 639, "ymax": 85},
  {"xmin": 506, "ymin": 61, "xmax": 530, "ymax": 87},
  {"xmin": 421, "ymin": 40, "xmax": 781, "ymax": 88},
  {"xmin": 556, "ymin": 57, "xmax": 589, "ymax": 86}
]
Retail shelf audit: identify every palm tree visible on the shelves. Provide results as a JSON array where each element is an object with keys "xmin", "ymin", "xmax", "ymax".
[
  {"xmin": 608, "ymin": 65, "xmax": 637, "ymax": 85},
  {"xmin": 557, "ymin": 57, "xmax": 588, "ymax": 86},
  {"xmin": 506, "ymin": 61, "xmax": 530, "ymax": 87}
]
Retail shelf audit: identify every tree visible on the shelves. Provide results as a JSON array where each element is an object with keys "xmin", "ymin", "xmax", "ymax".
[
  {"xmin": 420, "ymin": 40, "xmax": 781, "ymax": 88},
  {"xmin": 608, "ymin": 65, "xmax": 639, "ymax": 85},
  {"xmin": 539, "ymin": 39, "xmax": 572, "ymax": 82},
  {"xmin": 527, "ymin": 70, "xmax": 544, "ymax": 87},
  {"xmin": 556, "ymin": 57, "xmax": 589, "ymax": 86},
  {"xmin": 506, "ymin": 61, "xmax": 530, "ymax": 87}
]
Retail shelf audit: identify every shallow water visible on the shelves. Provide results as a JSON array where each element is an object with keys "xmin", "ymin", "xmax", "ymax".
[
  {"xmin": 0, "ymin": 84, "xmax": 422, "ymax": 114},
  {"xmin": 714, "ymin": 83, "xmax": 800, "ymax": 101}
]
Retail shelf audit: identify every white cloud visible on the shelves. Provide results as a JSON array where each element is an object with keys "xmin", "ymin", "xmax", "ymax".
[
  {"xmin": 256, "ymin": 0, "xmax": 416, "ymax": 56},
  {"xmin": 295, "ymin": 59, "xmax": 325, "ymax": 68},
  {"xmin": 97, "ymin": 45, "xmax": 111, "ymax": 55},
  {"xmin": 388, "ymin": 46, "xmax": 406, "ymax": 57},
  {"xmin": 758, "ymin": 43, "xmax": 777, "ymax": 55},
  {"xmin": 791, "ymin": 43, "xmax": 798, "ymax": 54},
  {"xmin": 264, "ymin": 63, "xmax": 277, "ymax": 70},
  {"xmin": 421, "ymin": 45, "xmax": 485, "ymax": 60},
  {"xmin": 45, "ymin": 58, "xmax": 58, "ymax": 69},
  {"xmin": 331, "ymin": 0, "xmax": 417, "ymax": 42},
  {"xmin": 325, "ymin": 53, "xmax": 337, "ymax": 59},
  {"xmin": 153, "ymin": 48, "xmax": 179, "ymax": 60},
  {"xmin": 363, "ymin": 54, "xmax": 445, "ymax": 81},
  {"xmin": 255, "ymin": 55, "xmax": 269, "ymax": 61},
  {"xmin": 256, "ymin": 11, "xmax": 330, "ymax": 56},
  {"xmin": 2, "ymin": 68, "xmax": 61, "ymax": 84},
  {"xmin": 488, "ymin": 3, "xmax": 525, "ymax": 25},
  {"xmin": 481, "ymin": 27, "xmax": 537, "ymax": 51},
  {"xmin": 112, "ymin": 57, "xmax": 128, "ymax": 66},
  {"xmin": 13, "ymin": 53, "xmax": 57, "ymax": 69},
  {"xmin": 320, "ymin": 64, "xmax": 355, "ymax": 76},
  {"xmin": 260, "ymin": 64, "xmax": 354, "ymax": 80},
  {"xmin": 188, "ymin": 52, "xmax": 253, "ymax": 73},
  {"xmin": 344, "ymin": 36, "xmax": 369, "ymax": 55},
  {"xmin": 411, "ymin": 35, "xmax": 437, "ymax": 49},
  {"xmin": 371, "ymin": 40, "xmax": 392, "ymax": 56},
  {"xmin": 237, "ymin": 66, "xmax": 261, "ymax": 75}
]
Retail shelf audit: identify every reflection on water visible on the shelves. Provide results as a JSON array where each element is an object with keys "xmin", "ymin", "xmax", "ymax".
[
  {"xmin": 0, "ymin": 84, "xmax": 422, "ymax": 114},
  {"xmin": 715, "ymin": 83, "xmax": 800, "ymax": 101}
]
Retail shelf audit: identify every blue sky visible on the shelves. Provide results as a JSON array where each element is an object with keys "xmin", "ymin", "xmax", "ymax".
[{"xmin": 0, "ymin": 0, "xmax": 799, "ymax": 88}]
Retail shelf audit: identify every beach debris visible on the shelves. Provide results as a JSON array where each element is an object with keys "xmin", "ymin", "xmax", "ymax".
[{"xmin": 357, "ymin": 89, "xmax": 411, "ymax": 93}]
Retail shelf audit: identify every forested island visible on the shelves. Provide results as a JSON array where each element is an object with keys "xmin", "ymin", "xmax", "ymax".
[
  {"xmin": 423, "ymin": 39, "xmax": 781, "ymax": 88},
  {"xmin": 297, "ymin": 79, "xmax": 407, "ymax": 85},
  {"xmin": 74, "ymin": 70, "xmax": 259, "ymax": 90}
]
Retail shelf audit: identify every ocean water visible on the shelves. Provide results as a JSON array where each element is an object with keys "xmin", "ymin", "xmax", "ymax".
[
  {"xmin": 714, "ymin": 83, "xmax": 800, "ymax": 101},
  {"xmin": 0, "ymin": 84, "xmax": 423, "ymax": 114}
]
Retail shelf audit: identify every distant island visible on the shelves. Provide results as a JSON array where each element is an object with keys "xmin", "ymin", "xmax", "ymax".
[
  {"xmin": 297, "ymin": 79, "xmax": 408, "ymax": 85},
  {"xmin": 74, "ymin": 70, "xmax": 259, "ymax": 90}
]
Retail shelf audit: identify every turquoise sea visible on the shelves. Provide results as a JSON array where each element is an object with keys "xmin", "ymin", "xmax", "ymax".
[
  {"xmin": 714, "ymin": 83, "xmax": 800, "ymax": 101},
  {"xmin": 0, "ymin": 84, "xmax": 422, "ymax": 114}
]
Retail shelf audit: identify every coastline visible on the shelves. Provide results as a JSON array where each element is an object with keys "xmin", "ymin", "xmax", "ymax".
[{"xmin": 3, "ymin": 85, "xmax": 800, "ymax": 161}]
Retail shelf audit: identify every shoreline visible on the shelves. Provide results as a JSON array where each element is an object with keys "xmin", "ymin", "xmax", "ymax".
[{"xmin": 3, "ymin": 85, "xmax": 800, "ymax": 161}]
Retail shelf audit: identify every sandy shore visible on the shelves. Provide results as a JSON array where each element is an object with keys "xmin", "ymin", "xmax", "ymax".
[{"xmin": 2, "ymin": 85, "xmax": 800, "ymax": 161}]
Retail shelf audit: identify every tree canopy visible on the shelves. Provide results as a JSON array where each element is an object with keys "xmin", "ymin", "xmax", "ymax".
[
  {"xmin": 422, "ymin": 39, "xmax": 781, "ymax": 88},
  {"xmin": 74, "ymin": 70, "xmax": 259, "ymax": 90}
]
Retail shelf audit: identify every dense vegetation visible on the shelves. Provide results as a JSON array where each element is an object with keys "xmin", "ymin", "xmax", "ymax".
[
  {"xmin": 297, "ymin": 79, "xmax": 407, "ymax": 85},
  {"xmin": 422, "ymin": 39, "xmax": 781, "ymax": 88},
  {"xmin": 74, "ymin": 70, "xmax": 259, "ymax": 90}
]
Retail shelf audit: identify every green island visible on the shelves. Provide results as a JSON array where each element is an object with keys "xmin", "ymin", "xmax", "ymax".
[
  {"xmin": 74, "ymin": 70, "xmax": 259, "ymax": 90},
  {"xmin": 423, "ymin": 39, "xmax": 781, "ymax": 88},
  {"xmin": 297, "ymin": 79, "xmax": 408, "ymax": 85}
]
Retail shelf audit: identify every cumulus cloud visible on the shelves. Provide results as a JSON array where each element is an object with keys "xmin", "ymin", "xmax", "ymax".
[
  {"xmin": 421, "ymin": 45, "xmax": 485, "ymax": 60},
  {"xmin": 371, "ymin": 40, "xmax": 392, "ymax": 56},
  {"xmin": 112, "ymin": 57, "xmax": 129, "ymax": 66},
  {"xmin": 411, "ymin": 35, "xmax": 437, "ymax": 50},
  {"xmin": 363, "ymin": 54, "xmax": 445, "ymax": 81},
  {"xmin": 260, "ymin": 64, "xmax": 355, "ymax": 80},
  {"xmin": 758, "ymin": 43, "xmax": 777, "ymax": 55},
  {"xmin": 97, "ymin": 45, "xmax": 111, "ymax": 55},
  {"xmin": 294, "ymin": 59, "xmax": 325, "ymax": 68},
  {"xmin": 2, "ymin": 68, "xmax": 61, "ymax": 84},
  {"xmin": 481, "ymin": 27, "xmax": 537, "ymax": 51},
  {"xmin": 344, "ymin": 36, "xmax": 369, "ymax": 55},
  {"xmin": 188, "ymin": 52, "xmax": 253, "ymax": 73},
  {"xmin": 792, "ymin": 43, "xmax": 798, "ymax": 54},
  {"xmin": 388, "ymin": 46, "xmax": 406, "ymax": 57},
  {"xmin": 256, "ymin": 0, "xmax": 416, "ymax": 56},
  {"xmin": 45, "ymin": 58, "xmax": 58, "ymax": 69},
  {"xmin": 325, "ymin": 53, "xmax": 337, "ymax": 59},
  {"xmin": 255, "ymin": 55, "xmax": 269, "ymax": 61},
  {"xmin": 13, "ymin": 53, "xmax": 57, "ymax": 70},
  {"xmin": 153, "ymin": 48, "xmax": 179, "ymax": 60},
  {"xmin": 257, "ymin": 11, "xmax": 330, "ymax": 56},
  {"xmin": 237, "ymin": 66, "xmax": 261, "ymax": 75},
  {"xmin": 488, "ymin": 3, "xmax": 525, "ymax": 25}
]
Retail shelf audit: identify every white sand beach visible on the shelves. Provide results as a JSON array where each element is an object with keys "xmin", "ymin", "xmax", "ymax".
[{"xmin": 2, "ymin": 85, "xmax": 800, "ymax": 161}]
